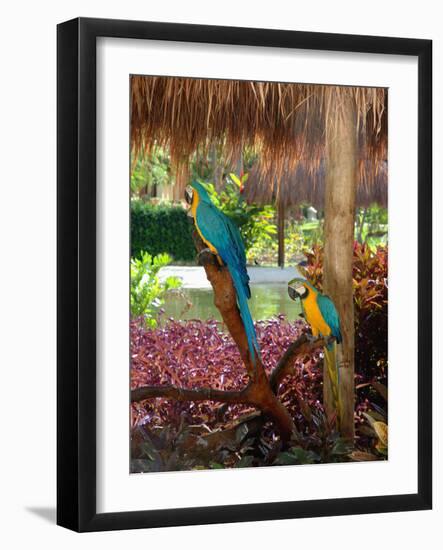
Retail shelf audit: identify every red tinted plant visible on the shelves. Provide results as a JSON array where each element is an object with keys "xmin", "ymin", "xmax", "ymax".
[
  {"xmin": 131, "ymin": 311, "xmax": 388, "ymax": 469},
  {"xmin": 131, "ymin": 316, "xmax": 323, "ymax": 433},
  {"xmin": 352, "ymin": 243, "xmax": 388, "ymax": 381}
]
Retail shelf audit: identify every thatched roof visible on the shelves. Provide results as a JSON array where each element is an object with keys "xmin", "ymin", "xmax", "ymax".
[
  {"xmin": 131, "ymin": 76, "xmax": 387, "ymax": 207},
  {"xmin": 245, "ymin": 160, "xmax": 388, "ymax": 208}
]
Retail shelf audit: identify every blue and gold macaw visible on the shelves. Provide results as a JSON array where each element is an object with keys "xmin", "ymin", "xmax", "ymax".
[
  {"xmin": 287, "ymin": 278, "xmax": 342, "ymax": 424},
  {"xmin": 185, "ymin": 181, "xmax": 260, "ymax": 366}
]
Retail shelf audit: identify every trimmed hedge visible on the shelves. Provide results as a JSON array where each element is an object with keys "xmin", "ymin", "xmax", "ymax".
[{"xmin": 131, "ymin": 201, "xmax": 196, "ymax": 262}]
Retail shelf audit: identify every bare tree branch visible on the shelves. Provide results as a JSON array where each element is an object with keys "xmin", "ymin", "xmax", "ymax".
[{"xmin": 269, "ymin": 334, "xmax": 326, "ymax": 393}]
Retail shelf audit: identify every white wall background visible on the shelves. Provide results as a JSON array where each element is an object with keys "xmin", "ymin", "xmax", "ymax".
[{"xmin": 0, "ymin": 0, "xmax": 440, "ymax": 547}]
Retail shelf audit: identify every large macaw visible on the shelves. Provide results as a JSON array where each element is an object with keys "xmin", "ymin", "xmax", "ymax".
[
  {"xmin": 287, "ymin": 278, "xmax": 342, "ymax": 424},
  {"xmin": 185, "ymin": 180, "xmax": 260, "ymax": 366}
]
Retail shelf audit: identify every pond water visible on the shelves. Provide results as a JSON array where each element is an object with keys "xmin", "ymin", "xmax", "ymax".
[{"xmin": 161, "ymin": 283, "xmax": 302, "ymax": 323}]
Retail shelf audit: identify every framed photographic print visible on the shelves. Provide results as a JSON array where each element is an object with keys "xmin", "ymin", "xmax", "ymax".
[{"xmin": 57, "ymin": 17, "xmax": 432, "ymax": 532}]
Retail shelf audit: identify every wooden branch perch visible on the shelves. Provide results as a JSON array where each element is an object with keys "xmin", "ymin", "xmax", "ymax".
[
  {"xmin": 269, "ymin": 334, "xmax": 327, "ymax": 393},
  {"xmin": 191, "ymin": 233, "xmax": 256, "ymax": 379}
]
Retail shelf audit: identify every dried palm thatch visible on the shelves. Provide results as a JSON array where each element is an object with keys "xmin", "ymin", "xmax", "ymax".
[
  {"xmin": 245, "ymin": 160, "xmax": 388, "ymax": 208},
  {"xmin": 131, "ymin": 76, "xmax": 387, "ymax": 206}
]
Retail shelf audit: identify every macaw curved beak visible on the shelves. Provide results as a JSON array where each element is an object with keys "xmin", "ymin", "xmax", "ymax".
[
  {"xmin": 288, "ymin": 285, "xmax": 298, "ymax": 301},
  {"xmin": 288, "ymin": 281, "xmax": 308, "ymax": 301},
  {"xmin": 184, "ymin": 186, "xmax": 194, "ymax": 205}
]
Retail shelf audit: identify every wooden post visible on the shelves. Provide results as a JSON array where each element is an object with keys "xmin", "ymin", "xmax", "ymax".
[
  {"xmin": 277, "ymin": 201, "xmax": 285, "ymax": 268},
  {"xmin": 323, "ymin": 92, "xmax": 357, "ymax": 441}
]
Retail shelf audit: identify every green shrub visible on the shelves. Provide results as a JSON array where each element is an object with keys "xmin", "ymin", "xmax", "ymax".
[
  {"xmin": 130, "ymin": 251, "xmax": 182, "ymax": 328},
  {"xmin": 131, "ymin": 201, "xmax": 195, "ymax": 262}
]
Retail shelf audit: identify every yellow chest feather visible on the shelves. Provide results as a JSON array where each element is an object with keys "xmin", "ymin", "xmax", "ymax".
[{"xmin": 303, "ymin": 292, "xmax": 331, "ymax": 337}]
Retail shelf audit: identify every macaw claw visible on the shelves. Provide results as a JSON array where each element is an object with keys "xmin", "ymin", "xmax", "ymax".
[{"xmin": 197, "ymin": 248, "xmax": 218, "ymax": 266}]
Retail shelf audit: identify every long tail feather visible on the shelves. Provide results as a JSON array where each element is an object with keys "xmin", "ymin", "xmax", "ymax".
[
  {"xmin": 228, "ymin": 267, "xmax": 260, "ymax": 366},
  {"xmin": 324, "ymin": 341, "xmax": 342, "ymax": 428}
]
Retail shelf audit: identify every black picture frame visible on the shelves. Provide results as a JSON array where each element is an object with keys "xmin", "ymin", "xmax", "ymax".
[{"xmin": 57, "ymin": 17, "xmax": 432, "ymax": 532}]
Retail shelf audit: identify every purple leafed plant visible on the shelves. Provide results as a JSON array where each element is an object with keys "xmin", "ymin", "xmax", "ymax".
[
  {"xmin": 131, "ymin": 315, "xmax": 323, "ymax": 432},
  {"xmin": 131, "ymin": 312, "xmax": 388, "ymax": 469}
]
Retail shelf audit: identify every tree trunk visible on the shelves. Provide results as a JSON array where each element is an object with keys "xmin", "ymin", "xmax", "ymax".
[
  {"xmin": 323, "ymin": 93, "xmax": 357, "ymax": 441},
  {"xmin": 277, "ymin": 201, "xmax": 285, "ymax": 268}
]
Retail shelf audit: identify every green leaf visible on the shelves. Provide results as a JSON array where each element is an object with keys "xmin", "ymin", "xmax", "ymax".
[
  {"xmin": 235, "ymin": 423, "xmax": 249, "ymax": 444},
  {"xmin": 274, "ymin": 447, "xmax": 320, "ymax": 466},
  {"xmin": 130, "ymin": 250, "xmax": 182, "ymax": 326},
  {"xmin": 273, "ymin": 452, "xmax": 300, "ymax": 465},
  {"xmin": 373, "ymin": 421, "xmax": 388, "ymax": 446},
  {"xmin": 229, "ymin": 173, "xmax": 242, "ymax": 188},
  {"xmin": 371, "ymin": 381, "xmax": 388, "ymax": 401},
  {"xmin": 235, "ymin": 455, "xmax": 254, "ymax": 468},
  {"xmin": 331, "ymin": 439, "xmax": 353, "ymax": 456}
]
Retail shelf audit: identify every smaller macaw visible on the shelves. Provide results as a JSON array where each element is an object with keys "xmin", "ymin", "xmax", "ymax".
[
  {"xmin": 287, "ymin": 278, "xmax": 342, "ymax": 424},
  {"xmin": 185, "ymin": 181, "xmax": 260, "ymax": 367}
]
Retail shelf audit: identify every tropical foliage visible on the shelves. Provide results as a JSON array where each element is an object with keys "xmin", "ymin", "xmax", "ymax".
[
  {"xmin": 355, "ymin": 205, "xmax": 388, "ymax": 246},
  {"xmin": 247, "ymin": 219, "xmax": 313, "ymax": 265},
  {"xmin": 130, "ymin": 252, "xmax": 182, "ymax": 328},
  {"xmin": 131, "ymin": 148, "xmax": 170, "ymax": 199}
]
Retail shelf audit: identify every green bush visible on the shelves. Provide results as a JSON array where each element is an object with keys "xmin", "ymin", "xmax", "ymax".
[
  {"xmin": 131, "ymin": 251, "xmax": 182, "ymax": 328},
  {"xmin": 131, "ymin": 201, "xmax": 195, "ymax": 262}
]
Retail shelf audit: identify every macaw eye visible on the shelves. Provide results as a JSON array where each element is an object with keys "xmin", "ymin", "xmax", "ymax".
[
  {"xmin": 184, "ymin": 186, "xmax": 194, "ymax": 205},
  {"xmin": 295, "ymin": 286, "xmax": 306, "ymax": 295}
]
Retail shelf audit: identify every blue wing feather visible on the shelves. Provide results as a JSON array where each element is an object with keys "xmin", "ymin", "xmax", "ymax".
[
  {"xmin": 196, "ymin": 203, "xmax": 250, "ymax": 296},
  {"xmin": 317, "ymin": 293, "xmax": 342, "ymax": 419},
  {"xmin": 195, "ymin": 202, "xmax": 259, "ymax": 361},
  {"xmin": 317, "ymin": 294, "xmax": 342, "ymax": 344}
]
